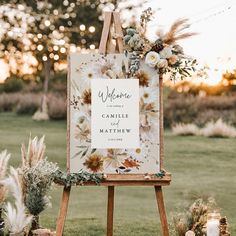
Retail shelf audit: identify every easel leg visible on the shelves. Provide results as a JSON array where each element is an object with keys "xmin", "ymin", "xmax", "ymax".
[
  {"xmin": 154, "ymin": 186, "xmax": 169, "ymax": 236},
  {"xmin": 56, "ymin": 186, "xmax": 71, "ymax": 236},
  {"xmin": 107, "ymin": 186, "xmax": 115, "ymax": 236}
]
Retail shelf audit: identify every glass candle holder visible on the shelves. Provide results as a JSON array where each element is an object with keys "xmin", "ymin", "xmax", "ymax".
[{"xmin": 207, "ymin": 212, "xmax": 221, "ymax": 236}]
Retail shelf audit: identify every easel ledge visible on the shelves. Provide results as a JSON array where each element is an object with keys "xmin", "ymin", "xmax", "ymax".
[{"xmin": 54, "ymin": 173, "xmax": 171, "ymax": 186}]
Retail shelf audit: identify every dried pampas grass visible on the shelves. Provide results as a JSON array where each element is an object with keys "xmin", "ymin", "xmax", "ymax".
[
  {"xmin": 201, "ymin": 119, "xmax": 236, "ymax": 138},
  {"xmin": 0, "ymin": 150, "xmax": 10, "ymax": 203},
  {"xmin": 157, "ymin": 18, "xmax": 197, "ymax": 45},
  {"xmin": 172, "ymin": 123, "xmax": 200, "ymax": 136},
  {"xmin": 1, "ymin": 167, "xmax": 32, "ymax": 234},
  {"xmin": 21, "ymin": 136, "xmax": 46, "ymax": 168}
]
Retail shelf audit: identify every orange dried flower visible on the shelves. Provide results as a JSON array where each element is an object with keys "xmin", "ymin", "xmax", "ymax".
[
  {"xmin": 82, "ymin": 89, "xmax": 91, "ymax": 104},
  {"xmin": 122, "ymin": 159, "xmax": 140, "ymax": 168},
  {"xmin": 83, "ymin": 154, "xmax": 103, "ymax": 173},
  {"xmin": 136, "ymin": 70, "xmax": 150, "ymax": 87}
]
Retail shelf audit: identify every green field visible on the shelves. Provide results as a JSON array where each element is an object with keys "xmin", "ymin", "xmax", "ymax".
[{"xmin": 0, "ymin": 113, "xmax": 235, "ymax": 235}]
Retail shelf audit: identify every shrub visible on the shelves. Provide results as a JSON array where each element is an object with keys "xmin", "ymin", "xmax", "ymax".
[
  {"xmin": 15, "ymin": 94, "xmax": 41, "ymax": 115},
  {"xmin": 3, "ymin": 76, "xmax": 24, "ymax": 93},
  {"xmin": 48, "ymin": 94, "xmax": 66, "ymax": 120},
  {"xmin": 172, "ymin": 123, "xmax": 200, "ymax": 136},
  {"xmin": 0, "ymin": 93, "xmax": 21, "ymax": 112},
  {"xmin": 164, "ymin": 92, "xmax": 236, "ymax": 128},
  {"xmin": 23, "ymin": 80, "xmax": 43, "ymax": 93},
  {"xmin": 201, "ymin": 119, "xmax": 236, "ymax": 138},
  {"xmin": 164, "ymin": 95, "xmax": 198, "ymax": 128}
]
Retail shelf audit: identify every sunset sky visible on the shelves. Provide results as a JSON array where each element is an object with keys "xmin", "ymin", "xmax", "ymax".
[{"xmin": 0, "ymin": 0, "xmax": 235, "ymax": 85}]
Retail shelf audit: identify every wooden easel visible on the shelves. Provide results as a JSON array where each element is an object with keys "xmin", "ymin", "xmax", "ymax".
[{"xmin": 55, "ymin": 11, "xmax": 171, "ymax": 236}]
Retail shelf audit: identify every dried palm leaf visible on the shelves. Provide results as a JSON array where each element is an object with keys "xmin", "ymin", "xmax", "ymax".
[{"xmin": 157, "ymin": 18, "xmax": 197, "ymax": 45}]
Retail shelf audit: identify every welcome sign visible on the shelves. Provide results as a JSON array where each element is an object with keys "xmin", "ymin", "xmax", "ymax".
[
  {"xmin": 68, "ymin": 53, "xmax": 160, "ymax": 174},
  {"xmin": 91, "ymin": 79, "xmax": 139, "ymax": 148}
]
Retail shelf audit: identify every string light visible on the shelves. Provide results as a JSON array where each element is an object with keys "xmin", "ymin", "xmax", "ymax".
[
  {"xmin": 42, "ymin": 55, "xmax": 48, "ymax": 61},
  {"xmin": 53, "ymin": 45, "xmax": 59, "ymax": 51},
  {"xmin": 53, "ymin": 9, "xmax": 58, "ymax": 15},
  {"xmin": 89, "ymin": 44, "xmax": 95, "ymax": 50},
  {"xmin": 70, "ymin": 45, "xmax": 76, "ymax": 52},
  {"xmin": 89, "ymin": 26, "xmax": 95, "ymax": 33},
  {"xmin": 37, "ymin": 44, "xmax": 43, "ymax": 51},
  {"xmin": 37, "ymin": 33, "xmax": 42, "ymax": 39},
  {"xmin": 7, "ymin": 31, "xmax": 13, "ymax": 37},
  {"xmin": 44, "ymin": 20, "xmax": 50, "ymax": 27},
  {"xmin": 58, "ymin": 39, "xmax": 65, "ymax": 45},
  {"xmin": 59, "ymin": 26, "xmax": 65, "ymax": 31},
  {"xmin": 63, "ymin": 0, "xmax": 69, "ymax": 6},
  {"xmin": 80, "ymin": 24, "xmax": 86, "ymax": 31},
  {"xmin": 60, "ymin": 47, "xmax": 66, "ymax": 53},
  {"xmin": 49, "ymin": 53, "xmax": 54, "ymax": 58},
  {"xmin": 54, "ymin": 54, "xmax": 59, "ymax": 60}
]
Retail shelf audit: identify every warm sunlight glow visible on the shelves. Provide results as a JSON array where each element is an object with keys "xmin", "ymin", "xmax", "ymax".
[
  {"xmin": 206, "ymin": 69, "xmax": 222, "ymax": 86},
  {"xmin": 0, "ymin": 60, "xmax": 9, "ymax": 83}
]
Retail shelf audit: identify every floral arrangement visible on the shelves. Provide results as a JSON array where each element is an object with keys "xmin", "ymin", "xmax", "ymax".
[
  {"xmin": 23, "ymin": 159, "xmax": 58, "ymax": 217},
  {"xmin": 0, "ymin": 136, "xmax": 60, "ymax": 235},
  {"xmin": 172, "ymin": 198, "xmax": 218, "ymax": 236},
  {"xmin": 124, "ymin": 8, "xmax": 198, "ymax": 80},
  {"xmin": 21, "ymin": 136, "xmax": 58, "ymax": 232}
]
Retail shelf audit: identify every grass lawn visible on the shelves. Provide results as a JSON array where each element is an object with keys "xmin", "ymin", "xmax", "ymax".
[{"xmin": 0, "ymin": 112, "xmax": 235, "ymax": 235}]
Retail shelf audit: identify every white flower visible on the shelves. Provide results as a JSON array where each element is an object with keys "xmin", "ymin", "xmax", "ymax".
[
  {"xmin": 168, "ymin": 55, "xmax": 178, "ymax": 65},
  {"xmin": 127, "ymin": 143, "xmax": 150, "ymax": 161},
  {"xmin": 140, "ymin": 113, "xmax": 159, "ymax": 142},
  {"xmin": 145, "ymin": 51, "xmax": 160, "ymax": 68},
  {"xmin": 103, "ymin": 149, "xmax": 127, "ymax": 171},
  {"xmin": 157, "ymin": 59, "xmax": 168, "ymax": 69},
  {"xmin": 138, "ymin": 62, "xmax": 160, "ymax": 87},
  {"xmin": 74, "ymin": 121, "xmax": 91, "ymax": 143},
  {"xmin": 93, "ymin": 57, "xmax": 123, "ymax": 79},
  {"xmin": 159, "ymin": 47, "xmax": 172, "ymax": 59},
  {"xmin": 72, "ymin": 105, "xmax": 91, "ymax": 124},
  {"xmin": 140, "ymin": 87, "xmax": 159, "ymax": 104}
]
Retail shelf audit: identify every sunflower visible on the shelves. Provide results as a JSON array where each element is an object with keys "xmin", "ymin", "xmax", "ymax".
[
  {"xmin": 136, "ymin": 70, "xmax": 150, "ymax": 87},
  {"xmin": 82, "ymin": 89, "xmax": 91, "ymax": 104},
  {"xmin": 83, "ymin": 154, "xmax": 103, "ymax": 173}
]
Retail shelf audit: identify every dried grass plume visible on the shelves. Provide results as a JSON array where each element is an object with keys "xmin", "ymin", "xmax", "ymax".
[
  {"xmin": 157, "ymin": 18, "xmax": 197, "ymax": 45},
  {"xmin": 1, "ymin": 167, "xmax": 32, "ymax": 233},
  {"xmin": 0, "ymin": 150, "xmax": 10, "ymax": 203},
  {"xmin": 201, "ymin": 119, "xmax": 236, "ymax": 138},
  {"xmin": 21, "ymin": 136, "xmax": 46, "ymax": 168},
  {"xmin": 172, "ymin": 123, "xmax": 200, "ymax": 136}
]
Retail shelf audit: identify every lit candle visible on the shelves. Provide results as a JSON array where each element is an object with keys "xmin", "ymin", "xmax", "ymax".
[{"xmin": 207, "ymin": 213, "xmax": 220, "ymax": 236}]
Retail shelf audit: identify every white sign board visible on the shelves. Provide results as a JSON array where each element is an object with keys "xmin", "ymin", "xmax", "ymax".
[
  {"xmin": 68, "ymin": 53, "xmax": 160, "ymax": 174},
  {"xmin": 91, "ymin": 79, "xmax": 139, "ymax": 149}
]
